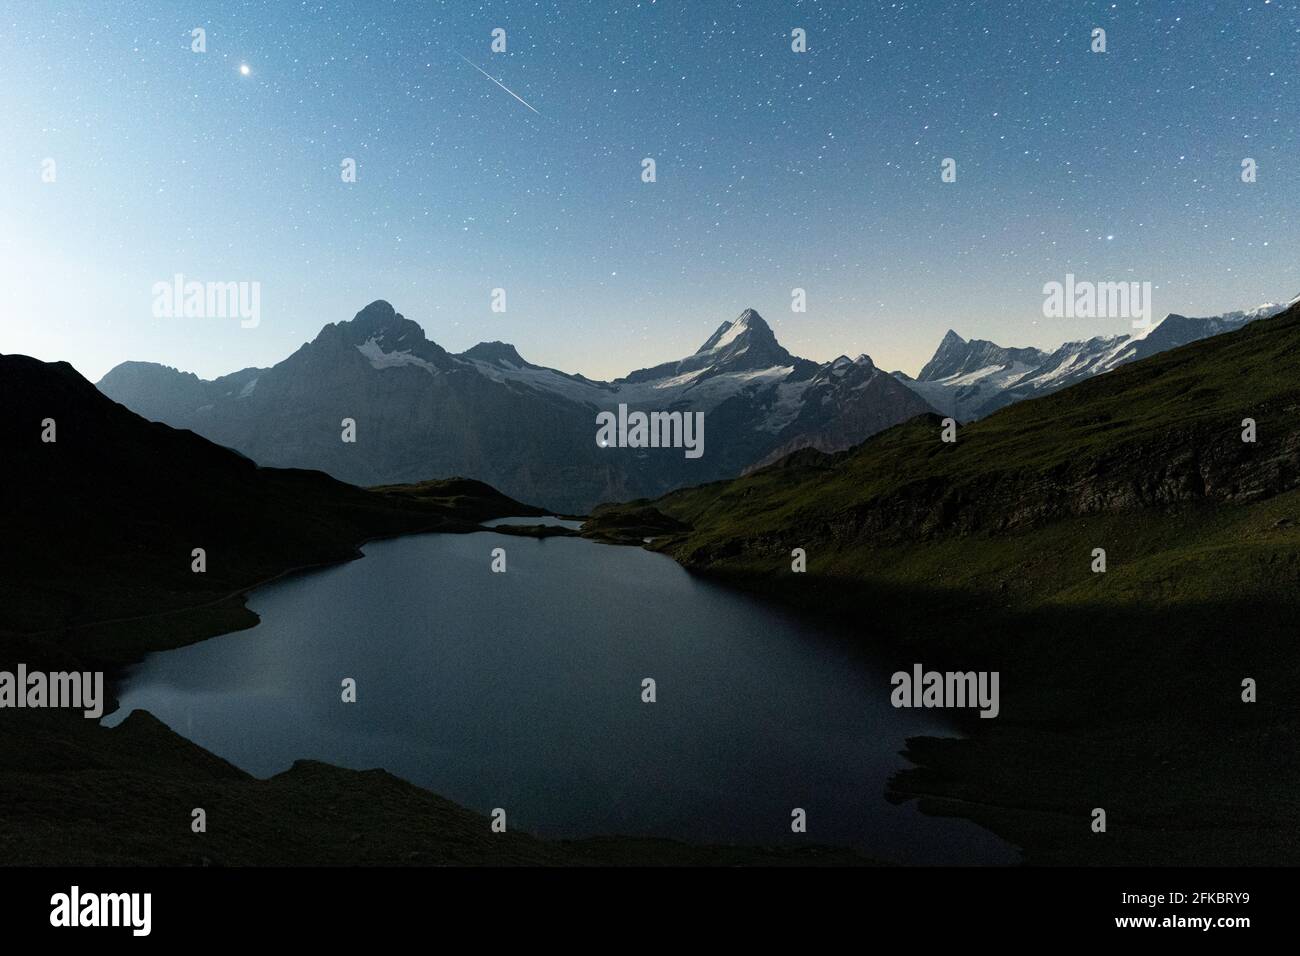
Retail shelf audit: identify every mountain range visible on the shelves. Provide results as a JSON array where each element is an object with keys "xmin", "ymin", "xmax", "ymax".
[
  {"xmin": 96, "ymin": 296, "xmax": 1297, "ymax": 512},
  {"xmin": 97, "ymin": 303, "xmax": 931, "ymax": 512},
  {"xmin": 894, "ymin": 300, "xmax": 1295, "ymax": 421}
]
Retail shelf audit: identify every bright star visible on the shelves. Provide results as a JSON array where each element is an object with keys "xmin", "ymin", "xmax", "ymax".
[{"xmin": 239, "ymin": 63, "xmax": 251, "ymax": 76}]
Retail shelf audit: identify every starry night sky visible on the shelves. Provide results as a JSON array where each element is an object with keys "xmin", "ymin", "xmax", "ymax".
[{"xmin": 2, "ymin": 0, "xmax": 1297, "ymax": 382}]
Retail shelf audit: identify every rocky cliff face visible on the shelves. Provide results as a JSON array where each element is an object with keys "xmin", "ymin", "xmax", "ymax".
[
  {"xmin": 746, "ymin": 354, "xmax": 934, "ymax": 471},
  {"xmin": 828, "ymin": 416, "xmax": 1300, "ymax": 546}
]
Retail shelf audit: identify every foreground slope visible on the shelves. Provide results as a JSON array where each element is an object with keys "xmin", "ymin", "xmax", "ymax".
[
  {"xmin": 0, "ymin": 351, "xmax": 550, "ymax": 863},
  {"xmin": 0, "ymin": 352, "xmax": 546, "ymax": 638},
  {"xmin": 591, "ymin": 301, "xmax": 1300, "ymax": 864}
]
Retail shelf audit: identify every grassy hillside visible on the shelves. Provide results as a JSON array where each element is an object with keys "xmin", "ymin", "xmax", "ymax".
[{"xmin": 586, "ymin": 303, "xmax": 1300, "ymax": 864}]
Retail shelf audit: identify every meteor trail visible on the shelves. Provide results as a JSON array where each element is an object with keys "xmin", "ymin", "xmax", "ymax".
[{"xmin": 456, "ymin": 53, "xmax": 540, "ymax": 115}]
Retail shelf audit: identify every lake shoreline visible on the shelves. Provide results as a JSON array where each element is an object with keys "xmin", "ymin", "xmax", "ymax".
[
  {"xmin": 103, "ymin": 519, "xmax": 1002, "ymax": 864},
  {"xmin": 5, "ymin": 506, "xmax": 888, "ymax": 867},
  {"xmin": 586, "ymin": 530, "xmax": 1299, "ymax": 865}
]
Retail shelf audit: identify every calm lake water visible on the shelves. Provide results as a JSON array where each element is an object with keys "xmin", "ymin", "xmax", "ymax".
[{"xmin": 104, "ymin": 518, "xmax": 1017, "ymax": 864}]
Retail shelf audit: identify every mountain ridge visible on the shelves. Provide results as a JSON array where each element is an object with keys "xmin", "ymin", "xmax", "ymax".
[
  {"xmin": 97, "ymin": 303, "xmax": 933, "ymax": 512},
  {"xmin": 897, "ymin": 300, "xmax": 1293, "ymax": 420}
]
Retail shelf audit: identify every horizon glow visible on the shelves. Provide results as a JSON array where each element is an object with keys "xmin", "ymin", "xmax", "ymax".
[{"xmin": 0, "ymin": 0, "xmax": 1296, "ymax": 383}]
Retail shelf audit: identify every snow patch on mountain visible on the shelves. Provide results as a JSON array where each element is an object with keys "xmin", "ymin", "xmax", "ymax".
[
  {"xmin": 356, "ymin": 337, "xmax": 442, "ymax": 373},
  {"xmin": 464, "ymin": 357, "xmax": 611, "ymax": 405},
  {"xmin": 897, "ymin": 300, "xmax": 1292, "ymax": 421}
]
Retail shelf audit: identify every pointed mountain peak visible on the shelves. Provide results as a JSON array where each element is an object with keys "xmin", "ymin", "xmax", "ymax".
[
  {"xmin": 621, "ymin": 308, "xmax": 802, "ymax": 386},
  {"xmin": 315, "ymin": 300, "xmax": 428, "ymax": 347},
  {"xmin": 311, "ymin": 300, "xmax": 401, "ymax": 339},
  {"xmin": 917, "ymin": 329, "xmax": 975, "ymax": 381},
  {"xmin": 297, "ymin": 300, "xmax": 457, "ymax": 371},
  {"xmin": 696, "ymin": 308, "xmax": 777, "ymax": 354},
  {"xmin": 346, "ymin": 299, "xmax": 416, "ymax": 337}
]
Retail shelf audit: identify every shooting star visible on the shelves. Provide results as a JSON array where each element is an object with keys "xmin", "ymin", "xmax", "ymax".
[{"xmin": 456, "ymin": 53, "xmax": 540, "ymax": 115}]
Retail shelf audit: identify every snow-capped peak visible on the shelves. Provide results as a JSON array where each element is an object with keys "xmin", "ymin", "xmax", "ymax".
[
  {"xmin": 696, "ymin": 308, "xmax": 774, "ymax": 354},
  {"xmin": 898, "ymin": 295, "xmax": 1296, "ymax": 422}
]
